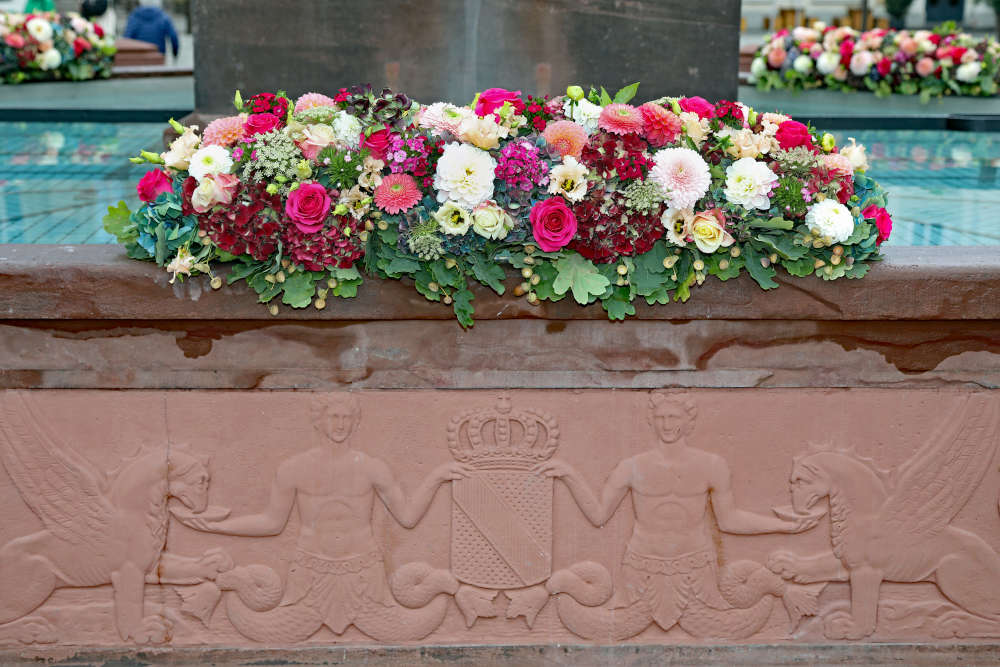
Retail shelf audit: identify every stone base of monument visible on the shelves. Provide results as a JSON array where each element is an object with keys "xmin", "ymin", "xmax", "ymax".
[{"xmin": 0, "ymin": 246, "xmax": 999, "ymax": 664}]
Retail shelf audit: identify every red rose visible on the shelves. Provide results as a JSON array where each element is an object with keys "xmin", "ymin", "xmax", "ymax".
[
  {"xmin": 840, "ymin": 38, "xmax": 855, "ymax": 66},
  {"xmin": 359, "ymin": 127, "xmax": 392, "ymax": 160},
  {"xmin": 863, "ymin": 204, "xmax": 893, "ymax": 244},
  {"xmin": 876, "ymin": 57, "xmax": 892, "ymax": 76},
  {"xmin": 136, "ymin": 169, "xmax": 173, "ymax": 203},
  {"xmin": 93, "ymin": 24, "xmax": 104, "ymax": 37},
  {"xmin": 474, "ymin": 87, "xmax": 526, "ymax": 118},
  {"xmin": 775, "ymin": 120, "xmax": 814, "ymax": 150},
  {"xmin": 678, "ymin": 96, "xmax": 715, "ymax": 119},
  {"xmin": 285, "ymin": 182, "xmax": 331, "ymax": 233},
  {"xmin": 529, "ymin": 197, "xmax": 578, "ymax": 252},
  {"xmin": 73, "ymin": 37, "xmax": 91, "ymax": 57},
  {"xmin": 951, "ymin": 46, "xmax": 967, "ymax": 62},
  {"xmin": 244, "ymin": 113, "xmax": 282, "ymax": 137},
  {"xmin": 928, "ymin": 34, "xmax": 942, "ymax": 45}
]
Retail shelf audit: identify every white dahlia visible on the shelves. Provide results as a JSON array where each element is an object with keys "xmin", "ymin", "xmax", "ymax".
[
  {"xmin": 433, "ymin": 142, "xmax": 496, "ymax": 209},
  {"xmin": 724, "ymin": 157, "xmax": 779, "ymax": 211},
  {"xmin": 817, "ymin": 51, "xmax": 840, "ymax": 75},
  {"xmin": 188, "ymin": 144, "xmax": 233, "ymax": 182},
  {"xmin": 649, "ymin": 147, "xmax": 711, "ymax": 211},
  {"xmin": 26, "ymin": 17, "xmax": 52, "ymax": 42},
  {"xmin": 37, "ymin": 48, "xmax": 61, "ymax": 71},
  {"xmin": 805, "ymin": 199, "xmax": 855, "ymax": 243}
]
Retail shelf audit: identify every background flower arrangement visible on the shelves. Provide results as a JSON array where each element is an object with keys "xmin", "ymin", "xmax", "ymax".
[
  {"xmin": 0, "ymin": 10, "xmax": 115, "ymax": 84},
  {"xmin": 750, "ymin": 21, "xmax": 1000, "ymax": 100},
  {"xmin": 105, "ymin": 83, "xmax": 892, "ymax": 327}
]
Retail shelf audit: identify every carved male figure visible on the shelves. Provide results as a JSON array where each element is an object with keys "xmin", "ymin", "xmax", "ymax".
[
  {"xmin": 0, "ymin": 392, "xmax": 231, "ymax": 644},
  {"xmin": 537, "ymin": 391, "xmax": 820, "ymax": 640},
  {"xmin": 178, "ymin": 393, "xmax": 471, "ymax": 642}
]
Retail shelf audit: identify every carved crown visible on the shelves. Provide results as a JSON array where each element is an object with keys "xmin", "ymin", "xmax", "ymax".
[{"xmin": 447, "ymin": 395, "xmax": 559, "ymax": 470}]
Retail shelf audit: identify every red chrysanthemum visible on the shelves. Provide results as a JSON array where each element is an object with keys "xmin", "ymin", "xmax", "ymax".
[
  {"xmin": 569, "ymin": 188, "xmax": 665, "ymax": 263},
  {"xmin": 597, "ymin": 103, "xmax": 645, "ymax": 136},
  {"xmin": 281, "ymin": 215, "xmax": 365, "ymax": 271},
  {"xmin": 374, "ymin": 173, "xmax": 421, "ymax": 214},
  {"xmin": 639, "ymin": 103, "xmax": 682, "ymax": 148},
  {"xmin": 542, "ymin": 120, "xmax": 589, "ymax": 159}
]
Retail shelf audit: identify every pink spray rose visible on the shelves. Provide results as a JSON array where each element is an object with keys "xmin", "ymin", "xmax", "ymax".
[
  {"xmin": 767, "ymin": 46, "xmax": 787, "ymax": 68},
  {"xmin": 900, "ymin": 37, "xmax": 919, "ymax": 56},
  {"xmin": 678, "ymin": 96, "xmax": 715, "ymax": 119},
  {"xmin": 285, "ymin": 182, "xmax": 331, "ymax": 233},
  {"xmin": 4, "ymin": 33, "xmax": 26, "ymax": 48},
  {"xmin": 916, "ymin": 57, "xmax": 936, "ymax": 77},
  {"xmin": 136, "ymin": 169, "xmax": 173, "ymax": 203},
  {"xmin": 474, "ymin": 88, "xmax": 525, "ymax": 117},
  {"xmin": 244, "ymin": 112, "xmax": 282, "ymax": 137},
  {"xmin": 863, "ymin": 204, "xmax": 893, "ymax": 244},
  {"xmin": 529, "ymin": 197, "xmax": 578, "ymax": 252},
  {"xmin": 359, "ymin": 127, "xmax": 392, "ymax": 161}
]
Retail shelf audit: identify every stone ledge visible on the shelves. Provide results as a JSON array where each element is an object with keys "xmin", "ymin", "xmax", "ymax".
[
  {"xmin": 1, "ymin": 245, "xmax": 997, "ymax": 321},
  {"xmin": 3, "ymin": 642, "xmax": 1000, "ymax": 666}
]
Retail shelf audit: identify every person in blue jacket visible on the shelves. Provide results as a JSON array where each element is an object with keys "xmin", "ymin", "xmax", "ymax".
[{"xmin": 123, "ymin": 0, "xmax": 179, "ymax": 57}]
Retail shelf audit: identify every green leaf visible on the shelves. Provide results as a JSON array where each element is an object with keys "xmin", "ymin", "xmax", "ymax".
[
  {"xmin": 599, "ymin": 87, "xmax": 613, "ymax": 106},
  {"xmin": 385, "ymin": 256, "xmax": 421, "ymax": 276},
  {"xmin": 613, "ymin": 82, "xmax": 640, "ymax": 104},
  {"xmin": 226, "ymin": 261, "xmax": 261, "ymax": 285},
  {"xmin": 531, "ymin": 262, "xmax": 565, "ymax": 302},
  {"xmin": 748, "ymin": 216, "xmax": 795, "ymax": 230},
  {"xmin": 452, "ymin": 289, "xmax": 475, "ymax": 328},
  {"xmin": 280, "ymin": 271, "xmax": 318, "ymax": 308},
  {"xmin": 470, "ymin": 254, "xmax": 507, "ymax": 295},
  {"xmin": 154, "ymin": 221, "xmax": 167, "ymax": 266},
  {"xmin": 674, "ymin": 269, "xmax": 696, "ymax": 302},
  {"xmin": 781, "ymin": 257, "xmax": 816, "ymax": 277},
  {"xmin": 430, "ymin": 259, "xmax": 463, "ymax": 289},
  {"xmin": 102, "ymin": 201, "xmax": 135, "ymax": 242},
  {"xmin": 707, "ymin": 253, "xmax": 743, "ymax": 281},
  {"xmin": 552, "ymin": 253, "xmax": 611, "ymax": 305},
  {"xmin": 331, "ymin": 266, "xmax": 362, "ymax": 281},
  {"xmin": 754, "ymin": 233, "xmax": 809, "ymax": 260},
  {"xmin": 413, "ymin": 269, "xmax": 442, "ymax": 302},
  {"xmin": 601, "ymin": 287, "xmax": 636, "ymax": 321},
  {"xmin": 743, "ymin": 244, "xmax": 779, "ymax": 290},
  {"xmin": 843, "ymin": 221, "xmax": 873, "ymax": 246},
  {"xmin": 631, "ymin": 241, "xmax": 670, "ymax": 294},
  {"xmin": 844, "ymin": 261, "xmax": 870, "ymax": 279},
  {"xmin": 643, "ymin": 286, "xmax": 672, "ymax": 305}
]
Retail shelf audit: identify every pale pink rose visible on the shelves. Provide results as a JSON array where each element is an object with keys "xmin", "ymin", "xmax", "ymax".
[
  {"xmin": 824, "ymin": 153, "xmax": 854, "ymax": 178},
  {"xmin": 833, "ymin": 66, "xmax": 848, "ymax": 81},
  {"xmin": 900, "ymin": 38, "xmax": 919, "ymax": 56},
  {"xmin": 767, "ymin": 46, "xmax": 787, "ymax": 68},
  {"xmin": 916, "ymin": 57, "xmax": 936, "ymax": 77},
  {"xmin": 190, "ymin": 173, "xmax": 238, "ymax": 213}
]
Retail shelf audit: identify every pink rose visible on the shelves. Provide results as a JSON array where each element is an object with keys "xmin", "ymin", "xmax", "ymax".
[
  {"xmin": 916, "ymin": 57, "xmax": 936, "ymax": 78},
  {"xmin": 877, "ymin": 57, "xmax": 892, "ymax": 76},
  {"xmin": 136, "ymin": 169, "xmax": 173, "ymax": 203},
  {"xmin": 767, "ymin": 46, "xmax": 787, "ymax": 68},
  {"xmin": 244, "ymin": 113, "xmax": 282, "ymax": 137},
  {"xmin": 900, "ymin": 37, "xmax": 919, "ymax": 56},
  {"xmin": 285, "ymin": 182, "xmax": 331, "ymax": 233},
  {"xmin": 678, "ymin": 96, "xmax": 715, "ymax": 119},
  {"xmin": 474, "ymin": 87, "xmax": 525, "ymax": 118},
  {"xmin": 359, "ymin": 127, "xmax": 392, "ymax": 161},
  {"xmin": 863, "ymin": 204, "xmax": 893, "ymax": 244},
  {"xmin": 4, "ymin": 33, "xmax": 26, "ymax": 48},
  {"xmin": 529, "ymin": 197, "xmax": 578, "ymax": 252},
  {"xmin": 775, "ymin": 120, "xmax": 814, "ymax": 150},
  {"xmin": 190, "ymin": 173, "xmax": 239, "ymax": 213}
]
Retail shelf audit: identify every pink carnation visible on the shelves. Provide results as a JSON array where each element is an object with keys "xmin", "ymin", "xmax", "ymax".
[
  {"xmin": 374, "ymin": 173, "xmax": 421, "ymax": 214},
  {"xmin": 639, "ymin": 103, "xmax": 682, "ymax": 147},
  {"xmin": 202, "ymin": 115, "xmax": 245, "ymax": 147},
  {"xmin": 598, "ymin": 103, "xmax": 644, "ymax": 135},
  {"xmin": 294, "ymin": 92, "xmax": 337, "ymax": 113}
]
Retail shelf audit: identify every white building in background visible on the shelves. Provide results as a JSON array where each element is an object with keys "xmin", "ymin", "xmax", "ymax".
[{"xmin": 742, "ymin": 0, "xmax": 997, "ymax": 31}]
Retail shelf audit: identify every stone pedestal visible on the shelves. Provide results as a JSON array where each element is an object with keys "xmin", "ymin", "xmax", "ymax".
[{"xmin": 190, "ymin": 0, "xmax": 741, "ymax": 114}]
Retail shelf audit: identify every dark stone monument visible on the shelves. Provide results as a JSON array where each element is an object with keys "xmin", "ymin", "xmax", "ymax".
[{"xmin": 191, "ymin": 0, "xmax": 740, "ymax": 114}]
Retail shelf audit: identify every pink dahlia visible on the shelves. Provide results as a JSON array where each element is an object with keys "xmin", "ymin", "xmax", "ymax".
[
  {"xmin": 598, "ymin": 103, "xmax": 644, "ymax": 135},
  {"xmin": 374, "ymin": 173, "xmax": 421, "ymax": 214},
  {"xmin": 648, "ymin": 147, "xmax": 711, "ymax": 211},
  {"xmin": 294, "ymin": 92, "xmax": 337, "ymax": 113},
  {"xmin": 542, "ymin": 120, "xmax": 588, "ymax": 159},
  {"xmin": 638, "ymin": 103, "xmax": 682, "ymax": 148},
  {"xmin": 202, "ymin": 115, "xmax": 245, "ymax": 147}
]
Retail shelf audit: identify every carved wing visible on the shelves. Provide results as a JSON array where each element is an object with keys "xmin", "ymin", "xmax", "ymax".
[
  {"xmin": 0, "ymin": 392, "xmax": 117, "ymax": 549},
  {"xmin": 882, "ymin": 395, "xmax": 1000, "ymax": 538}
]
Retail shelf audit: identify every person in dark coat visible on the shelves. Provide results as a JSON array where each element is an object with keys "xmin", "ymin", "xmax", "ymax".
[{"xmin": 123, "ymin": 0, "xmax": 179, "ymax": 57}]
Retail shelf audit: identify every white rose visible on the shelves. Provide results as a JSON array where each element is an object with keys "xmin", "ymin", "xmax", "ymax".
[
  {"xmin": 955, "ymin": 61, "xmax": 983, "ymax": 83},
  {"xmin": 471, "ymin": 202, "xmax": 514, "ymax": 240},
  {"xmin": 433, "ymin": 142, "xmax": 496, "ymax": 209},
  {"xmin": 188, "ymin": 144, "xmax": 233, "ymax": 182},
  {"xmin": 433, "ymin": 201, "xmax": 472, "ymax": 235},
  {"xmin": 547, "ymin": 155, "xmax": 588, "ymax": 202},
  {"xmin": 724, "ymin": 157, "xmax": 779, "ymax": 210},
  {"xmin": 161, "ymin": 127, "xmax": 201, "ymax": 171},
  {"xmin": 793, "ymin": 55, "xmax": 814, "ymax": 73},
  {"xmin": 750, "ymin": 57, "xmax": 767, "ymax": 79},
  {"xmin": 37, "ymin": 48, "xmax": 61, "ymax": 70},
  {"xmin": 26, "ymin": 17, "xmax": 52, "ymax": 42},
  {"xmin": 850, "ymin": 51, "xmax": 875, "ymax": 77},
  {"xmin": 805, "ymin": 199, "xmax": 855, "ymax": 243},
  {"xmin": 817, "ymin": 51, "xmax": 840, "ymax": 75},
  {"xmin": 563, "ymin": 98, "xmax": 602, "ymax": 134}
]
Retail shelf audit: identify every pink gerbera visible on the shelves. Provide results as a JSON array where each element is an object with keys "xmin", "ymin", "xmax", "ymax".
[
  {"xmin": 639, "ymin": 103, "xmax": 682, "ymax": 148},
  {"xmin": 202, "ymin": 115, "xmax": 245, "ymax": 147},
  {"xmin": 597, "ymin": 103, "xmax": 644, "ymax": 135},
  {"xmin": 542, "ymin": 120, "xmax": 588, "ymax": 159},
  {"xmin": 294, "ymin": 92, "xmax": 337, "ymax": 113},
  {"xmin": 374, "ymin": 173, "xmax": 421, "ymax": 214}
]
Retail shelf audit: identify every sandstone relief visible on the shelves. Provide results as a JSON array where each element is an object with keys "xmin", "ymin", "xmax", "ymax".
[{"xmin": 0, "ymin": 390, "xmax": 998, "ymax": 647}]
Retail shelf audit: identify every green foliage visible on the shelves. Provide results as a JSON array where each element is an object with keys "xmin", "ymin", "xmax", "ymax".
[
  {"xmin": 743, "ymin": 244, "xmax": 779, "ymax": 290},
  {"xmin": 551, "ymin": 253, "xmax": 612, "ymax": 305}
]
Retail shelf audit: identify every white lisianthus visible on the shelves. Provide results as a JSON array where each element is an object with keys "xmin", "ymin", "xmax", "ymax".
[
  {"xmin": 471, "ymin": 201, "xmax": 514, "ymax": 240},
  {"xmin": 793, "ymin": 55, "xmax": 814, "ymax": 73},
  {"xmin": 433, "ymin": 142, "xmax": 496, "ymax": 209},
  {"xmin": 839, "ymin": 137, "xmax": 870, "ymax": 172},
  {"xmin": 817, "ymin": 51, "xmax": 840, "ymax": 75},
  {"xmin": 331, "ymin": 111, "xmax": 362, "ymax": 148},
  {"xmin": 37, "ymin": 48, "xmax": 61, "ymax": 70},
  {"xmin": 161, "ymin": 126, "xmax": 201, "ymax": 171},
  {"xmin": 955, "ymin": 61, "xmax": 983, "ymax": 83},
  {"xmin": 805, "ymin": 199, "xmax": 855, "ymax": 243},
  {"xmin": 750, "ymin": 57, "xmax": 767, "ymax": 78},
  {"xmin": 433, "ymin": 201, "xmax": 472, "ymax": 236},
  {"xmin": 547, "ymin": 155, "xmax": 588, "ymax": 202},
  {"xmin": 662, "ymin": 207, "xmax": 694, "ymax": 246},
  {"xmin": 724, "ymin": 157, "xmax": 779, "ymax": 210},
  {"xmin": 26, "ymin": 17, "xmax": 52, "ymax": 42},
  {"xmin": 188, "ymin": 145, "xmax": 233, "ymax": 182},
  {"xmin": 563, "ymin": 98, "xmax": 603, "ymax": 134}
]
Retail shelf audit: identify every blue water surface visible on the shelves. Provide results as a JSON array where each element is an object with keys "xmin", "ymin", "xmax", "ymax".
[{"xmin": 0, "ymin": 122, "xmax": 998, "ymax": 245}]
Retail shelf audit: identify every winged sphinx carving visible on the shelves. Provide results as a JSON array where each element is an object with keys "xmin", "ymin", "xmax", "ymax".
[
  {"xmin": 0, "ymin": 392, "xmax": 231, "ymax": 643},
  {"xmin": 769, "ymin": 395, "xmax": 1000, "ymax": 639}
]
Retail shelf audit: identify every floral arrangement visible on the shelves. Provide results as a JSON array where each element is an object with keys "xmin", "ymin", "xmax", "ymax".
[
  {"xmin": 0, "ymin": 11, "xmax": 115, "ymax": 84},
  {"xmin": 105, "ymin": 84, "xmax": 892, "ymax": 326},
  {"xmin": 750, "ymin": 21, "xmax": 1000, "ymax": 100}
]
